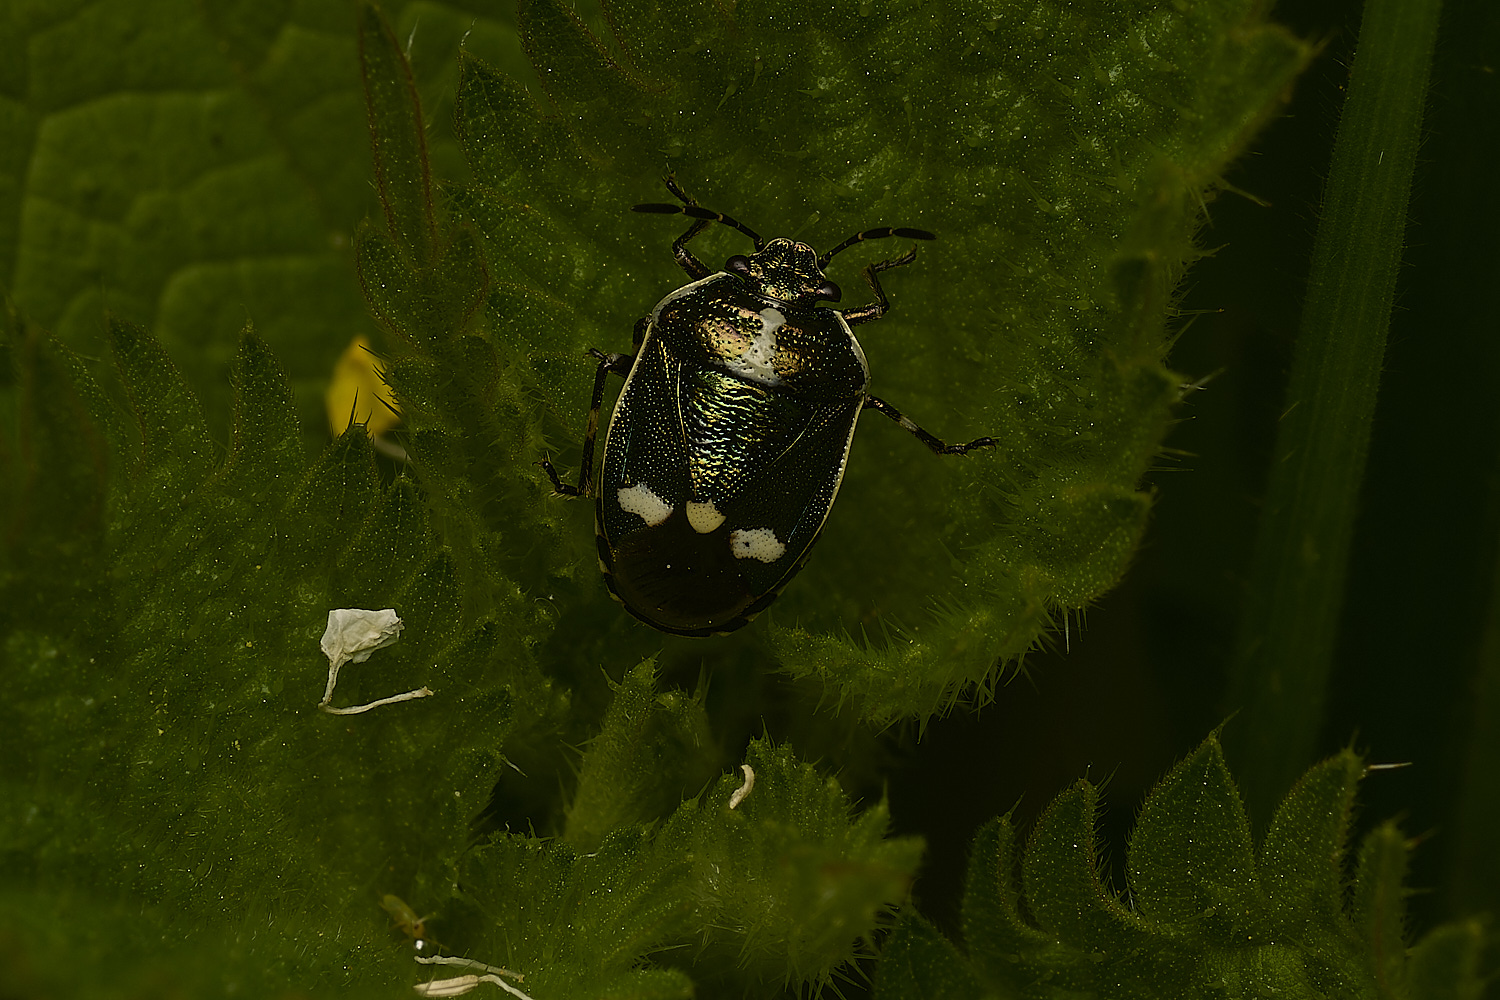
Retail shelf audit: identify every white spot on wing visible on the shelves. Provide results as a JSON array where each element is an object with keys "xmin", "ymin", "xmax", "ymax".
[
  {"xmin": 617, "ymin": 483, "xmax": 673, "ymax": 527},
  {"xmin": 686, "ymin": 501, "xmax": 726, "ymax": 534},
  {"xmin": 729, "ymin": 527, "xmax": 786, "ymax": 563}
]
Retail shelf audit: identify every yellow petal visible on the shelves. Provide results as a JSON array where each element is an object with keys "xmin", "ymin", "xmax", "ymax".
[{"xmin": 326, "ymin": 335, "xmax": 400, "ymax": 437}]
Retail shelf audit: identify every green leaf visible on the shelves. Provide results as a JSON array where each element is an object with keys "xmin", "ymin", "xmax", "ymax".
[
  {"xmin": 223, "ymin": 329, "xmax": 304, "ymax": 495},
  {"xmin": 875, "ymin": 912, "xmax": 986, "ymax": 1000},
  {"xmin": 1127, "ymin": 735, "xmax": 1264, "ymax": 943},
  {"xmin": 1, "ymin": 316, "xmax": 544, "ymax": 989},
  {"xmin": 355, "ymin": 221, "xmax": 490, "ymax": 349},
  {"xmin": 358, "ymin": 0, "xmax": 437, "ymax": 267},
  {"xmin": 960, "ymin": 815, "xmax": 1052, "ymax": 989},
  {"xmin": 456, "ymin": 828, "xmax": 696, "ymax": 998},
  {"xmin": 110, "ymin": 315, "xmax": 215, "ymax": 486},
  {"xmin": 269, "ymin": 422, "xmax": 380, "ymax": 575},
  {"xmin": 431, "ymin": 0, "xmax": 1315, "ymax": 721},
  {"xmin": 882, "ymin": 732, "xmax": 1489, "ymax": 1000},
  {"xmin": 450, "ymin": 53, "xmax": 588, "ymax": 201},
  {"xmin": 668, "ymin": 738, "xmax": 923, "ymax": 991},
  {"xmin": 0, "ymin": 312, "xmax": 117, "ymax": 639},
  {"xmin": 520, "ymin": 0, "xmax": 642, "ymax": 111},
  {"xmin": 3, "ymin": 0, "xmax": 378, "ymax": 450},
  {"xmin": 331, "ymin": 476, "xmax": 434, "ymax": 608},
  {"xmin": 1260, "ymin": 749, "xmax": 1363, "ymax": 937},
  {"xmin": 1405, "ymin": 919, "xmax": 1488, "ymax": 1000},
  {"xmin": 563, "ymin": 658, "xmax": 716, "ymax": 850},
  {"xmin": 452, "ymin": 734, "xmax": 921, "ymax": 996},
  {"xmin": 1353, "ymin": 821, "xmax": 1412, "ymax": 994}
]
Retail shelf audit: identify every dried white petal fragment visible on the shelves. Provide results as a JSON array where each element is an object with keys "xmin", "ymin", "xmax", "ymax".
[
  {"xmin": 317, "ymin": 608, "xmax": 428, "ymax": 714},
  {"xmin": 412, "ymin": 972, "xmax": 535, "ymax": 999},
  {"xmin": 416, "ymin": 956, "xmax": 524, "ymax": 981},
  {"xmin": 414, "ymin": 975, "xmax": 481, "ymax": 997},
  {"xmin": 321, "ymin": 608, "xmax": 403, "ymax": 674},
  {"xmin": 321, "ymin": 687, "xmax": 432, "ymax": 715}
]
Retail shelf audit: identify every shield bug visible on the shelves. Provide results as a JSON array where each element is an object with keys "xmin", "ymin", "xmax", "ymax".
[{"xmin": 543, "ymin": 178, "xmax": 995, "ymax": 637}]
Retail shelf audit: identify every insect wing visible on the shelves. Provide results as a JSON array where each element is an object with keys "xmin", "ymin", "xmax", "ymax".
[
  {"xmin": 598, "ymin": 337, "xmax": 689, "ymax": 537},
  {"xmin": 599, "ymin": 338, "xmax": 859, "ymax": 633},
  {"xmin": 704, "ymin": 390, "xmax": 859, "ymax": 598}
]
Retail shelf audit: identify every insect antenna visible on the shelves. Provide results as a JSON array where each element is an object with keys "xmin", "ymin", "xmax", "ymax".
[
  {"xmin": 818, "ymin": 227, "xmax": 936, "ymax": 270},
  {"xmin": 634, "ymin": 176, "xmax": 763, "ymax": 249},
  {"xmin": 633, "ymin": 202, "xmax": 763, "ymax": 249}
]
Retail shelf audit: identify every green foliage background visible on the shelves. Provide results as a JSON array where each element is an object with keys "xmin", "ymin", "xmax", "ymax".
[{"xmin": 1, "ymin": 0, "xmax": 1496, "ymax": 996}]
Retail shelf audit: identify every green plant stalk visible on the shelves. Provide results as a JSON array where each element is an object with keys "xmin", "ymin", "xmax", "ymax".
[
  {"xmin": 1448, "ymin": 522, "xmax": 1500, "ymax": 915},
  {"xmin": 1225, "ymin": 0, "xmax": 1442, "ymax": 824}
]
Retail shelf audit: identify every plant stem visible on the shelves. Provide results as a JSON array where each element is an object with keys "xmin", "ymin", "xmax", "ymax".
[{"xmin": 1224, "ymin": 0, "xmax": 1442, "ymax": 824}]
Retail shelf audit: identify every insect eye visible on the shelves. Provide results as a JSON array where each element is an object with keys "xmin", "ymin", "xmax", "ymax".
[
  {"xmin": 816, "ymin": 280, "xmax": 842, "ymax": 303},
  {"xmin": 726, "ymin": 255, "xmax": 752, "ymax": 277}
]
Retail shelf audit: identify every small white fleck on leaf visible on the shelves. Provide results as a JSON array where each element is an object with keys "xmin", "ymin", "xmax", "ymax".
[{"xmin": 729, "ymin": 763, "xmax": 756, "ymax": 810}]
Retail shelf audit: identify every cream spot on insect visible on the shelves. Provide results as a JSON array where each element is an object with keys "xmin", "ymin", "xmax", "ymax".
[
  {"xmin": 729, "ymin": 527, "xmax": 786, "ymax": 563},
  {"xmin": 722, "ymin": 308, "xmax": 784, "ymax": 385},
  {"xmin": 749, "ymin": 309, "xmax": 783, "ymax": 361},
  {"xmin": 686, "ymin": 501, "xmax": 726, "ymax": 534},
  {"xmin": 617, "ymin": 483, "xmax": 673, "ymax": 527}
]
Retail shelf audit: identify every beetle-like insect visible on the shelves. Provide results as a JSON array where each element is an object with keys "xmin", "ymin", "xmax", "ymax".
[
  {"xmin": 380, "ymin": 893, "xmax": 438, "ymax": 954},
  {"xmin": 543, "ymin": 178, "xmax": 996, "ymax": 637}
]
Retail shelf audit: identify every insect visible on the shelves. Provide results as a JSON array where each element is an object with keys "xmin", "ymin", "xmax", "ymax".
[
  {"xmin": 380, "ymin": 893, "xmax": 438, "ymax": 955},
  {"xmin": 543, "ymin": 178, "xmax": 996, "ymax": 637}
]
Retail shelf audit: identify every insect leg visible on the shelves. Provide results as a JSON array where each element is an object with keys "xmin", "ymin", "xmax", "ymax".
[
  {"xmin": 818, "ymin": 226, "xmax": 935, "ymax": 269},
  {"xmin": 541, "ymin": 348, "xmax": 634, "ymax": 498},
  {"xmin": 863, "ymin": 396, "xmax": 997, "ymax": 455},
  {"xmin": 665, "ymin": 218, "xmax": 715, "ymax": 279},
  {"xmin": 842, "ymin": 246, "xmax": 923, "ymax": 327}
]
